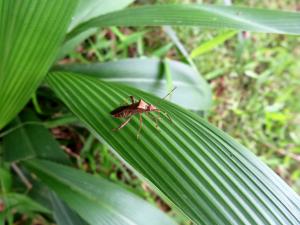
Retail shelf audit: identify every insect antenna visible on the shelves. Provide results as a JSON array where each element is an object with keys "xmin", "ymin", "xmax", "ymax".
[
  {"xmin": 152, "ymin": 87, "xmax": 177, "ymax": 123},
  {"xmin": 156, "ymin": 86, "xmax": 177, "ymax": 106}
]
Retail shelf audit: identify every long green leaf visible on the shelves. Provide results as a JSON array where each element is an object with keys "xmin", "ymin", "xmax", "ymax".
[
  {"xmin": 190, "ymin": 30, "xmax": 237, "ymax": 58},
  {"xmin": 47, "ymin": 71, "xmax": 300, "ymax": 225},
  {"xmin": 49, "ymin": 191, "xmax": 88, "ymax": 225},
  {"xmin": 55, "ymin": 58, "xmax": 211, "ymax": 110},
  {"xmin": 57, "ymin": 28, "xmax": 97, "ymax": 60},
  {"xmin": 1, "ymin": 193, "xmax": 50, "ymax": 214},
  {"xmin": 3, "ymin": 110, "xmax": 69, "ymax": 163},
  {"xmin": 59, "ymin": 0, "xmax": 134, "ymax": 59},
  {"xmin": 163, "ymin": 26, "xmax": 196, "ymax": 70},
  {"xmin": 25, "ymin": 159, "xmax": 176, "ymax": 225},
  {"xmin": 28, "ymin": 181, "xmax": 88, "ymax": 225},
  {"xmin": 0, "ymin": 0, "xmax": 77, "ymax": 129},
  {"xmin": 69, "ymin": 0, "xmax": 134, "ymax": 31},
  {"xmin": 67, "ymin": 4, "xmax": 300, "ymax": 40},
  {"xmin": 0, "ymin": 167, "xmax": 12, "ymax": 193}
]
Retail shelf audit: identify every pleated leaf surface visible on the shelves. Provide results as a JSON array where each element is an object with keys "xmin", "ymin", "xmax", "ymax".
[
  {"xmin": 0, "ymin": 0, "xmax": 77, "ymax": 129},
  {"xmin": 47, "ymin": 71, "xmax": 300, "ymax": 225},
  {"xmin": 56, "ymin": 58, "xmax": 211, "ymax": 111}
]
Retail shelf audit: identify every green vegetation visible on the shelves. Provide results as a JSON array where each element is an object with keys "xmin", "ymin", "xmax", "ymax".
[{"xmin": 0, "ymin": 0, "xmax": 299, "ymax": 224}]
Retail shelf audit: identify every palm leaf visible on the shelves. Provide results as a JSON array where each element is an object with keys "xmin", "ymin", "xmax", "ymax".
[
  {"xmin": 47, "ymin": 71, "xmax": 300, "ymax": 225},
  {"xmin": 1, "ymin": 108, "xmax": 175, "ymax": 225},
  {"xmin": 0, "ymin": 0, "xmax": 77, "ymax": 129}
]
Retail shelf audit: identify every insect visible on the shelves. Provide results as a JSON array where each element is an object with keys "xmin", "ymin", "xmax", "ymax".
[{"xmin": 110, "ymin": 88, "xmax": 176, "ymax": 139}]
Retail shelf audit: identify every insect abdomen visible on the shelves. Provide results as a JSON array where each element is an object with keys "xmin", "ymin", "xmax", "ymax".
[{"xmin": 111, "ymin": 107, "xmax": 138, "ymax": 118}]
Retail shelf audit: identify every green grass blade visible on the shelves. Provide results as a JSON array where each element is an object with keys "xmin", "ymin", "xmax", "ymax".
[
  {"xmin": 117, "ymin": 31, "xmax": 147, "ymax": 50},
  {"xmin": 0, "ymin": 0, "xmax": 77, "ymax": 129},
  {"xmin": 47, "ymin": 71, "xmax": 300, "ymax": 225},
  {"xmin": 163, "ymin": 26, "xmax": 196, "ymax": 70},
  {"xmin": 190, "ymin": 30, "xmax": 237, "ymax": 58},
  {"xmin": 152, "ymin": 43, "xmax": 173, "ymax": 57},
  {"xmin": 0, "ymin": 167, "xmax": 12, "ymax": 193},
  {"xmin": 25, "ymin": 159, "xmax": 176, "ymax": 225},
  {"xmin": 55, "ymin": 58, "xmax": 211, "ymax": 111},
  {"xmin": 67, "ymin": 4, "xmax": 300, "ymax": 40}
]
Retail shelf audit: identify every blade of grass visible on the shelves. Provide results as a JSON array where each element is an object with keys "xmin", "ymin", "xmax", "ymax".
[
  {"xmin": 190, "ymin": 30, "xmax": 237, "ymax": 58},
  {"xmin": 152, "ymin": 43, "xmax": 173, "ymax": 57},
  {"xmin": 163, "ymin": 26, "xmax": 196, "ymax": 70}
]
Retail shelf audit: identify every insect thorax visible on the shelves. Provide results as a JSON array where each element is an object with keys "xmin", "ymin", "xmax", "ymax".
[{"xmin": 137, "ymin": 100, "xmax": 149, "ymax": 110}]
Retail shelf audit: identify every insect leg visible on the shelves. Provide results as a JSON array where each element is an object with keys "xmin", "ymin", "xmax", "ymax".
[
  {"xmin": 120, "ymin": 96, "xmax": 136, "ymax": 105},
  {"xmin": 137, "ymin": 113, "xmax": 143, "ymax": 139},
  {"xmin": 154, "ymin": 109, "xmax": 172, "ymax": 123},
  {"xmin": 112, "ymin": 116, "xmax": 132, "ymax": 131},
  {"xmin": 130, "ymin": 96, "xmax": 135, "ymax": 104},
  {"xmin": 164, "ymin": 112, "xmax": 172, "ymax": 123},
  {"xmin": 146, "ymin": 112, "xmax": 159, "ymax": 129}
]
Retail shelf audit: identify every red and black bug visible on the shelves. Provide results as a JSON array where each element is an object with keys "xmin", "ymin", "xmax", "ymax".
[{"xmin": 110, "ymin": 88, "xmax": 176, "ymax": 139}]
